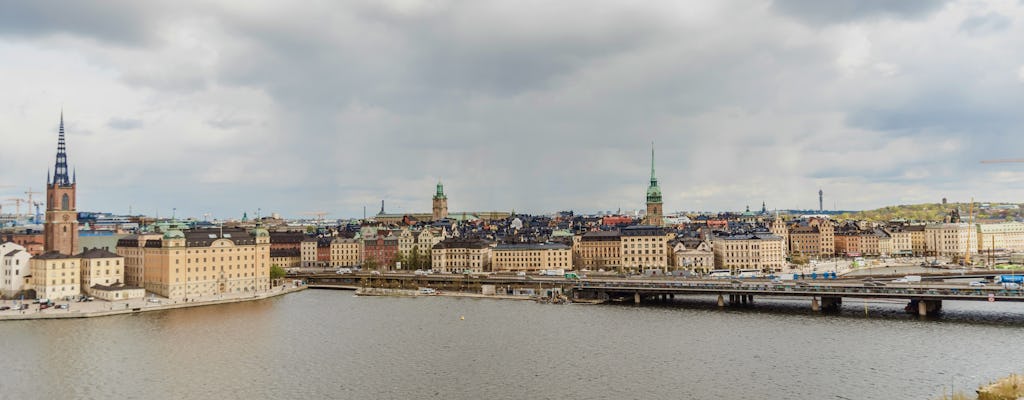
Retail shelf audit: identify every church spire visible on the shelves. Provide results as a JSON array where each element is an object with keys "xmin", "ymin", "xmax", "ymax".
[
  {"xmin": 650, "ymin": 142, "xmax": 656, "ymax": 182},
  {"xmin": 52, "ymin": 111, "xmax": 71, "ymax": 186}
]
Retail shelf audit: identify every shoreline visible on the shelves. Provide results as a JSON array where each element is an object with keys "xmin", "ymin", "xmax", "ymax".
[
  {"xmin": 0, "ymin": 285, "xmax": 308, "ymax": 321},
  {"xmin": 350, "ymin": 287, "xmax": 604, "ymax": 303}
]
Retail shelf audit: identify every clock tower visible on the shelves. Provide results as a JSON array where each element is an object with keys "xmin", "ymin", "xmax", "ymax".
[{"xmin": 44, "ymin": 112, "xmax": 79, "ymax": 255}]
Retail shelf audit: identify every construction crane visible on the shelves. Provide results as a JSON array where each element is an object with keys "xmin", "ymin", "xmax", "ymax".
[
  {"xmin": 5, "ymin": 198, "xmax": 26, "ymax": 217},
  {"xmin": 25, "ymin": 187, "xmax": 41, "ymax": 208},
  {"xmin": 32, "ymin": 201, "xmax": 43, "ymax": 224}
]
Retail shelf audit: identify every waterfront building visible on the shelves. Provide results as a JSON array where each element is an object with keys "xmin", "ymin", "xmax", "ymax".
[
  {"xmin": 29, "ymin": 251, "xmax": 80, "ymax": 299},
  {"xmin": 269, "ymin": 249, "xmax": 301, "ymax": 269},
  {"xmin": 363, "ymin": 233, "xmax": 399, "ymax": 270},
  {"xmin": 620, "ymin": 225, "xmax": 670, "ymax": 272},
  {"xmin": 712, "ymin": 232, "xmax": 786, "ymax": 272},
  {"xmin": 116, "ymin": 233, "xmax": 162, "ymax": 287},
  {"xmin": 432, "ymin": 181, "xmax": 448, "ymax": 221},
  {"xmin": 644, "ymin": 146, "xmax": 664, "ymax": 227},
  {"xmin": 44, "ymin": 113, "xmax": 79, "ymax": 256},
  {"xmin": 78, "ymin": 247, "xmax": 142, "ymax": 300},
  {"xmin": 491, "ymin": 243, "xmax": 572, "ymax": 273},
  {"xmin": 788, "ymin": 217, "xmax": 834, "ymax": 258},
  {"xmin": 115, "ymin": 228, "xmax": 271, "ymax": 300},
  {"xmin": 671, "ymin": 240, "xmax": 713, "ymax": 274},
  {"xmin": 904, "ymin": 225, "xmax": 927, "ymax": 256},
  {"xmin": 574, "ymin": 230, "xmax": 621, "ymax": 270},
  {"xmin": 431, "ymin": 238, "xmax": 491, "ymax": 273},
  {"xmin": 977, "ymin": 222, "xmax": 1024, "ymax": 253},
  {"xmin": 329, "ymin": 236, "xmax": 362, "ymax": 267},
  {"xmin": 886, "ymin": 227, "xmax": 914, "ymax": 257},
  {"xmin": 924, "ymin": 223, "xmax": 978, "ymax": 257},
  {"xmin": 300, "ymin": 238, "xmax": 317, "ymax": 267},
  {"xmin": 0, "ymin": 242, "xmax": 31, "ymax": 297}
]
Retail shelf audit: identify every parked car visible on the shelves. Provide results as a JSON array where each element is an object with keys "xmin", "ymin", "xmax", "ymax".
[
  {"xmin": 0, "ymin": 306, "xmax": 10, "ymax": 311},
  {"xmin": 969, "ymin": 281, "xmax": 987, "ymax": 287},
  {"xmin": 56, "ymin": 304, "xmax": 69, "ymax": 310}
]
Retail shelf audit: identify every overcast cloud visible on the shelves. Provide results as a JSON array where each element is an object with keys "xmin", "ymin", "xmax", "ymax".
[{"xmin": 2, "ymin": 0, "xmax": 1023, "ymax": 219}]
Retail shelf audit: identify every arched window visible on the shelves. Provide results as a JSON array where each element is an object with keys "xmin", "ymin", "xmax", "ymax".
[{"xmin": 61, "ymin": 194, "xmax": 69, "ymax": 210}]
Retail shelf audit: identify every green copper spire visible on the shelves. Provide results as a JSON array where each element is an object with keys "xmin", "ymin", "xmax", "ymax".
[
  {"xmin": 434, "ymin": 180, "xmax": 447, "ymax": 200},
  {"xmin": 646, "ymin": 143, "xmax": 662, "ymax": 203}
]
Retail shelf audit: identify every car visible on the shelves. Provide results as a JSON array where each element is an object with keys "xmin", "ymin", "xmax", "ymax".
[
  {"xmin": 147, "ymin": 298, "xmax": 161, "ymax": 304},
  {"xmin": 336, "ymin": 268, "xmax": 353, "ymax": 274},
  {"xmin": 56, "ymin": 304, "xmax": 68, "ymax": 310},
  {"xmin": 516, "ymin": 272, "xmax": 527, "ymax": 277},
  {"xmin": 0, "ymin": 306, "xmax": 10, "ymax": 311},
  {"xmin": 370, "ymin": 270, "xmax": 382, "ymax": 276},
  {"xmin": 969, "ymin": 281, "xmax": 987, "ymax": 287},
  {"xmin": 39, "ymin": 304, "xmax": 50, "ymax": 310}
]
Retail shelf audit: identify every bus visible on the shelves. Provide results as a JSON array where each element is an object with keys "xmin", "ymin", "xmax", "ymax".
[
  {"xmin": 737, "ymin": 269, "xmax": 762, "ymax": 278},
  {"xmin": 708, "ymin": 269, "xmax": 731, "ymax": 278}
]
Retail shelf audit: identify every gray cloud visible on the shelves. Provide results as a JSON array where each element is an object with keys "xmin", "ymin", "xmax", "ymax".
[
  {"xmin": 0, "ymin": 1, "xmax": 166, "ymax": 45},
  {"xmin": 2, "ymin": 0, "xmax": 1024, "ymax": 217},
  {"xmin": 771, "ymin": 0, "xmax": 949, "ymax": 25},
  {"xmin": 960, "ymin": 12, "xmax": 1012, "ymax": 35},
  {"xmin": 107, "ymin": 117, "xmax": 143, "ymax": 130}
]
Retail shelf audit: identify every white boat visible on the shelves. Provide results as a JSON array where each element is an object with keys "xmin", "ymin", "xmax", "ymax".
[{"xmin": 418, "ymin": 288, "xmax": 437, "ymax": 295}]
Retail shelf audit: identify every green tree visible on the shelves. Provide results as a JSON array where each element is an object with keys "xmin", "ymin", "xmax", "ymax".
[
  {"xmin": 410, "ymin": 246, "xmax": 421, "ymax": 269},
  {"xmin": 364, "ymin": 257, "xmax": 379, "ymax": 271},
  {"xmin": 270, "ymin": 263, "xmax": 286, "ymax": 286}
]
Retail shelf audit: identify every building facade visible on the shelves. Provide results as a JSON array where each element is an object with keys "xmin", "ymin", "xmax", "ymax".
[
  {"xmin": 620, "ymin": 225, "xmax": 669, "ymax": 272},
  {"xmin": 115, "ymin": 228, "xmax": 271, "ymax": 300},
  {"xmin": 30, "ymin": 251, "xmax": 80, "ymax": 300},
  {"xmin": 0, "ymin": 242, "xmax": 31, "ymax": 297},
  {"xmin": 431, "ymin": 239, "xmax": 491, "ymax": 273},
  {"xmin": 925, "ymin": 223, "xmax": 978, "ymax": 257},
  {"xmin": 78, "ymin": 248, "xmax": 126, "ymax": 296},
  {"xmin": 672, "ymin": 240, "xmax": 714, "ymax": 274},
  {"xmin": 978, "ymin": 222, "xmax": 1024, "ymax": 253},
  {"xmin": 329, "ymin": 237, "xmax": 362, "ymax": 267},
  {"xmin": 574, "ymin": 230, "xmax": 621, "ymax": 270},
  {"xmin": 712, "ymin": 233, "xmax": 786, "ymax": 272},
  {"xmin": 492, "ymin": 243, "xmax": 572, "ymax": 272}
]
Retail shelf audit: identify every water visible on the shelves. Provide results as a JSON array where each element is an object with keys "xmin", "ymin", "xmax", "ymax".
[{"xmin": 2, "ymin": 290, "xmax": 1023, "ymax": 399}]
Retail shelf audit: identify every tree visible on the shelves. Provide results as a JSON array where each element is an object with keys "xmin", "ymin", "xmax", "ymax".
[
  {"xmin": 270, "ymin": 264, "xmax": 287, "ymax": 287},
  {"xmin": 364, "ymin": 257, "xmax": 379, "ymax": 271},
  {"xmin": 410, "ymin": 246, "xmax": 421, "ymax": 269}
]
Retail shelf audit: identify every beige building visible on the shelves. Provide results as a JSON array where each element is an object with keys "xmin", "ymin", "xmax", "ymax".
[
  {"xmin": 78, "ymin": 248, "xmax": 127, "ymax": 296},
  {"xmin": 431, "ymin": 239, "xmax": 491, "ymax": 273},
  {"xmin": 712, "ymin": 233, "xmax": 786, "ymax": 272},
  {"xmin": 924, "ymin": 223, "xmax": 978, "ymax": 257},
  {"xmin": 492, "ymin": 243, "xmax": 572, "ymax": 272},
  {"xmin": 788, "ymin": 218, "xmax": 834, "ymax": 258},
  {"xmin": 769, "ymin": 216, "xmax": 789, "ymax": 254},
  {"xmin": 904, "ymin": 225, "xmax": 927, "ymax": 256},
  {"xmin": 300, "ymin": 238, "xmax": 317, "ymax": 267},
  {"xmin": 574, "ymin": 230, "xmax": 621, "ymax": 270},
  {"xmin": 620, "ymin": 226, "xmax": 670, "ymax": 272},
  {"xmin": 30, "ymin": 251, "xmax": 80, "ymax": 300},
  {"xmin": 671, "ymin": 240, "xmax": 713, "ymax": 274},
  {"xmin": 116, "ymin": 228, "xmax": 271, "ymax": 300},
  {"xmin": 978, "ymin": 222, "xmax": 1024, "ymax": 253},
  {"xmin": 329, "ymin": 237, "xmax": 362, "ymax": 267},
  {"xmin": 117, "ymin": 233, "xmax": 161, "ymax": 287}
]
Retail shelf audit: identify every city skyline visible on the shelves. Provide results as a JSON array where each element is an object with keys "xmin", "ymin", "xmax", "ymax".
[{"xmin": 3, "ymin": 1, "xmax": 1024, "ymax": 218}]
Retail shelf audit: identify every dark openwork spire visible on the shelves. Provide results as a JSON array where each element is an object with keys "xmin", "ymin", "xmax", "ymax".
[{"xmin": 52, "ymin": 111, "xmax": 71, "ymax": 186}]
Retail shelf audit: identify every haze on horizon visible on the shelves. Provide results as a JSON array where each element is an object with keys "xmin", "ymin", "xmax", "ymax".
[{"xmin": 1, "ymin": 0, "xmax": 1023, "ymax": 220}]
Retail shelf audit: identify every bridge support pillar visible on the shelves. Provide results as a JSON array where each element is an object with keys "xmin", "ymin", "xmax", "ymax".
[
  {"xmin": 821, "ymin": 297, "xmax": 841, "ymax": 311},
  {"xmin": 717, "ymin": 294, "xmax": 725, "ymax": 307},
  {"xmin": 740, "ymin": 295, "xmax": 748, "ymax": 305},
  {"xmin": 634, "ymin": 292, "xmax": 641, "ymax": 305},
  {"xmin": 670, "ymin": 294, "xmax": 675, "ymax": 300},
  {"xmin": 917, "ymin": 300, "xmax": 941, "ymax": 316},
  {"xmin": 811, "ymin": 297, "xmax": 820, "ymax": 312},
  {"xmin": 747, "ymin": 295, "xmax": 754, "ymax": 304}
]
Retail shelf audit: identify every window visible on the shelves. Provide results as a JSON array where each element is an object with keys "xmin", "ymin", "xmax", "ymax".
[{"xmin": 61, "ymin": 194, "xmax": 70, "ymax": 210}]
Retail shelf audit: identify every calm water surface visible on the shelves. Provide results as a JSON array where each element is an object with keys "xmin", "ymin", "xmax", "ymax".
[{"xmin": 2, "ymin": 290, "xmax": 1023, "ymax": 399}]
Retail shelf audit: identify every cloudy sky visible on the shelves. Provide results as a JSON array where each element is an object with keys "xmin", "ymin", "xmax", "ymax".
[{"xmin": 2, "ymin": 0, "xmax": 1024, "ymax": 219}]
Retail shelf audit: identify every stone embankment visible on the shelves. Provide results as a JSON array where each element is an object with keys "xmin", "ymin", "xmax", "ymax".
[{"xmin": 0, "ymin": 285, "xmax": 307, "ymax": 321}]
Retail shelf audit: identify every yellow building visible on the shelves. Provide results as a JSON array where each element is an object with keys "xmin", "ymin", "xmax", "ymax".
[
  {"xmin": 574, "ymin": 231, "xmax": 621, "ymax": 270},
  {"xmin": 116, "ymin": 228, "xmax": 271, "ymax": 300},
  {"xmin": 492, "ymin": 243, "xmax": 572, "ymax": 272},
  {"xmin": 117, "ymin": 233, "xmax": 162, "ymax": 287},
  {"xmin": 925, "ymin": 223, "xmax": 978, "ymax": 257},
  {"xmin": 30, "ymin": 251, "xmax": 80, "ymax": 300},
  {"xmin": 788, "ymin": 218, "xmax": 834, "ymax": 258},
  {"xmin": 329, "ymin": 237, "xmax": 362, "ymax": 267},
  {"xmin": 712, "ymin": 233, "xmax": 786, "ymax": 272},
  {"xmin": 620, "ymin": 226, "xmax": 670, "ymax": 272},
  {"xmin": 431, "ymin": 239, "xmax": 490, "ymax": 273},
  {"xmin": 78, "ymin": 248, "xmax": 127, "ymax": 295},
  {"xmin": 978, "ymin": 222, "xmax": 1024, "ymax": 253}
]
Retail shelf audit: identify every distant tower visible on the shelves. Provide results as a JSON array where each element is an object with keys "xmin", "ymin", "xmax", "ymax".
[
  {"xmin": 44, "ymin": 111, "xmax": 79, "ymax": 255},
  {"xmin": 761, "ymin": 201, "xmax": 767, "ymax": 214},
  {"xmin": 644, "ymin": 144, "xmax": 663, "ymax": 226},
  {"xmin": 818, "ymin": 189, "xmax": 823, "ymax": 212},
  {"xmin": 432, "ymin": 180, "xmax": 448, "ymax": 221}
]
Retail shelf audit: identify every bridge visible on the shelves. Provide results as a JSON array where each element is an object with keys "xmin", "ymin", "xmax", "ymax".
[{"xmin": 296, "ymin": 272, "xmax": 1024, "ymax": 316}]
